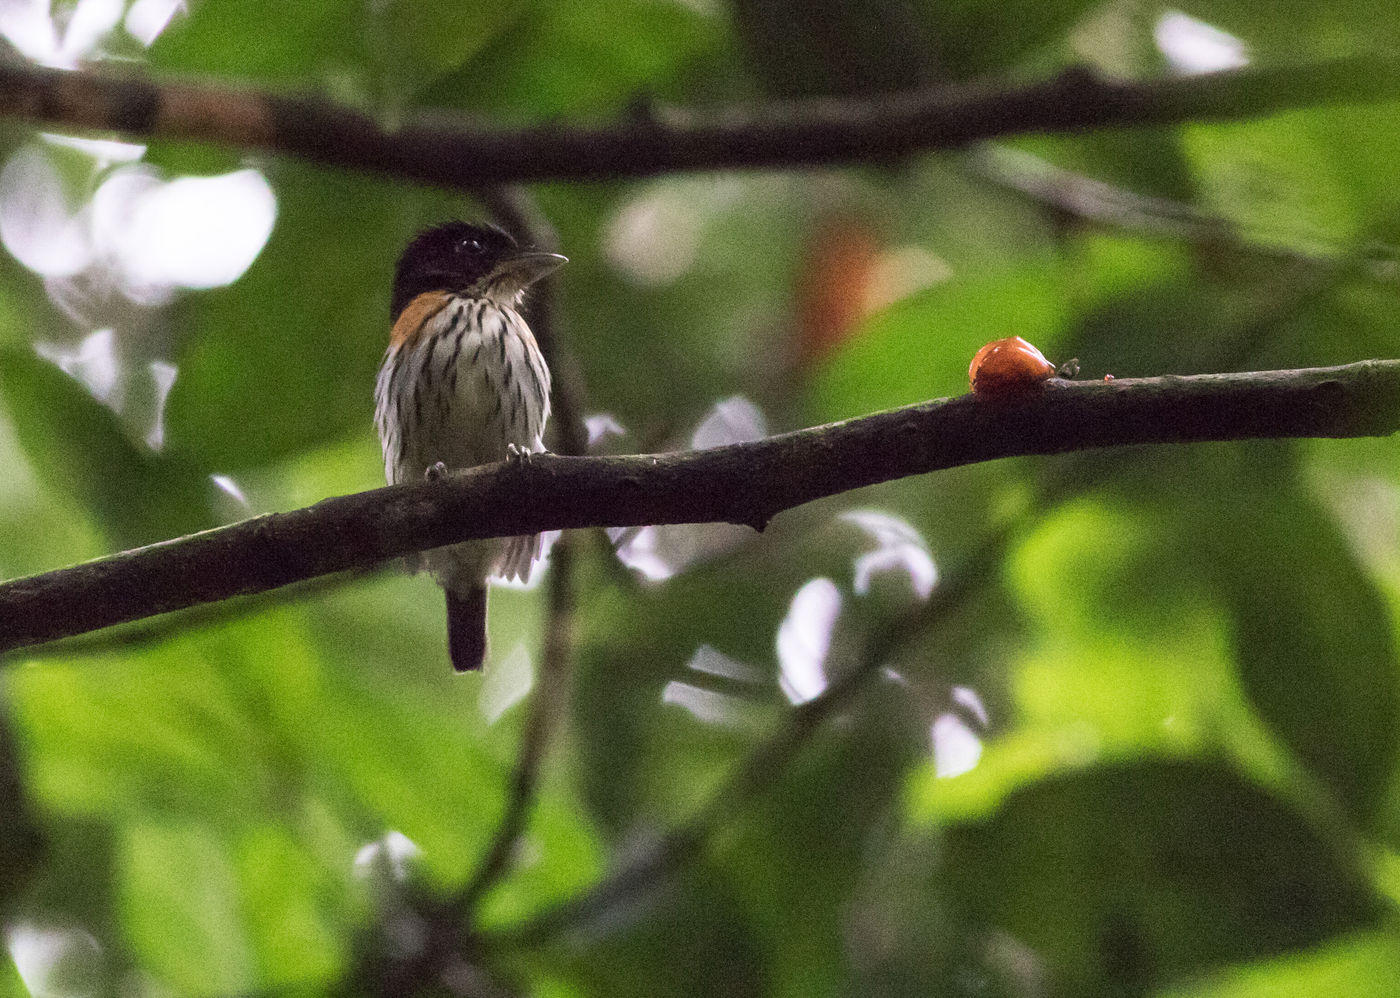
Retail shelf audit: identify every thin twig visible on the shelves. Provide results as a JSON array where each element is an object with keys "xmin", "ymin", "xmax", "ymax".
[
  {"xmin": 968, "ymin": 145, "xmax": 1352, "ymax": 264},
  {"xmin": 2, "ymin": 360, "xmax": 1400, "ymax": 652},
  {"xmin": 452, "ymin": 189, "xmax": 584, "ymax": 919},
  {"xmin": 477, "ymin": 527, "xmax": 1012, "ymax": 949},
  {"xmin": 453, "ymin": 536, "xmax": 576, "ymax": 922},
  {"xmin": 0, "ymin": 55, "xmax": 1396, "ymax": 188},
  {"xmin": 349, "ymin": 534, "xmax": 1003, "ymax": 989}
]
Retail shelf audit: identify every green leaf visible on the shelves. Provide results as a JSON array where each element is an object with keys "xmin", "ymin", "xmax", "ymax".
[
  {"xmin": 1181, "ymin": 106, "xmax": 1400, "ymax": 259},
  {"xmin": 149, "ymin": 1, "xmax": 363, "ymax": 90},
  {"xmin": 1060, "ymin": 244, "xmax": 1341, "ymax": 379},
  {"xmin": 1204, "ymin": 478, "xmax": 1400, "ymax": 826},
  {"xmin": 1070, "ymin": 443, "xmax": 1399, "ymax": 827},
  {"xmin": 310, "ymin": 682, "xmax": 508, "ymax": 884},
  {"xmin": 236, "ymin": 827, "xmax": 345, "ymax": 984},
  {"xmin": 548, "ymin": 864, "xmax": 767, "ymax": 998},
  {"xmin": 367, "ymin": 0, "xmax": 531, "ymax": 107},
  {"xmin": 537, "ymin": 176, "xmax": 810, "ymax": 443},
  {"xmin": 1159, "ymin": 930, "xmax": 1400, "ymax": 998},
  {"xmin": 161, "ymin": 165, "xmax": 456, "ymax": 470},
  {"xmin": 1012, "ymin": 128, "xmax": 1200, "ymax": 204},
  {"xmin": 724, "ymin": 685, "xmax": 923, "ymax": 998},
  {"xmin": 1167, "ymin": 0, "xmax": 1400, "ymax": 57},
  {"xmin": 422, "ymin": 0, "xmax": 719, "ymax": 117},
  {"xmin": 807, "ymin": 255, "xmax": 1069, "ymax": 421},
  {"xmin": 733, "ymin": 0, "xmax": 1098, "ymax": 94},
  {"xmin": 572, "ymin": 563, "xmax": 791, "ymax": 833},
  {"xmin": 151, "ymin": 0, "xmax": 528, "ymax": 107},
  {"xmin": 0, "ymin": 952, "xmax": 27, "ymax": 998},
  {"xmin": 7, "ymin": 641, "xmax": 277, "ymax": 823},
  {"xmin": 476, "ymin": 769, "xmax": 604, "ymax": 930},
  {"xmin": 0, "ymin": 696, "xmax": 43, "ymax": 909},
  {"xmin": 120, "ymin": 821, "xmax": 256, "ymax": 995},
  {"xmin": 920, "ymin": 0, "xmax": 1104, "ymax": 78},
  {"xmin": 0, "ymin": 346, "xmax": 214, "ymax": 548},
  {"xmin": 943, "ymin": 759, "xmax": 1382, "ymax": 996},
  {"xmin": 730, "ymin": 0, "xmax": 939, "ymax": 96}
]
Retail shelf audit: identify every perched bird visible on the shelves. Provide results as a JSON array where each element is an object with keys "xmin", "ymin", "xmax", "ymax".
[{"xmin": 375, "ymin": 222, "xmax": 565, "ymax": 671}]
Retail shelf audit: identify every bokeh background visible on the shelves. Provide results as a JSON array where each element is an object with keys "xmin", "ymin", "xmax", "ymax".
[{"xmin": 1, "ymin": 0, "xmax": 1399, "ymax": 995}]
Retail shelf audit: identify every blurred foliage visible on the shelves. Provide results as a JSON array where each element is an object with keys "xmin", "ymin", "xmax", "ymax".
[{"xmin": 0, "ymin": 1, "xmax": 1397, "ymax": 997}]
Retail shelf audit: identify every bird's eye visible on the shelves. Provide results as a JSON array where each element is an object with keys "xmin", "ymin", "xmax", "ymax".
[{"xmin": 458, "ymin": 237, "xmax": 483, "ymax": 255}]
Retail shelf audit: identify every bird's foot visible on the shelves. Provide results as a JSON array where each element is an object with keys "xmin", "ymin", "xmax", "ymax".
[
  {"xmin": 506, "ymin": 443, "xmax": 533, "ymax": 464},
  {"xmin": 425, "ymin": 461, "xmax": 449, "ymax": 482}
]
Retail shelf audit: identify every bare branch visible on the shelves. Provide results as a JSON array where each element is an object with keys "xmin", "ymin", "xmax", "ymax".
[
  {"xmin": 2, "ymin": 361, "xmax": 1399, "ymax": 654},
  {"xmin": 0, "ymin": 55, "xmax": 1396, "ymax": 188}
]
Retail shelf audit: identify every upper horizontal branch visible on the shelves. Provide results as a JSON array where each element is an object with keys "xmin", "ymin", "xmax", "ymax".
[
  {"xmin": 1, "ymin": 360, "xmax": 1398, "ymax": 653},
  {"xmin": 0, "ymin": 54, "xmax": 1396, "ymax": 187}
]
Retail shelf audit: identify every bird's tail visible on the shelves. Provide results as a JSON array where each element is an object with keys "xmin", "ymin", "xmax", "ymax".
[{"xmin": 445, "ymin": 585, "xmax": 489, "ymax": 672}]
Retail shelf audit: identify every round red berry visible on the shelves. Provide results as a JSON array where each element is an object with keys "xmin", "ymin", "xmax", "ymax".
[{"xmin": 969, "ymin": 337, "xmax": 1057, "ymax": 394}]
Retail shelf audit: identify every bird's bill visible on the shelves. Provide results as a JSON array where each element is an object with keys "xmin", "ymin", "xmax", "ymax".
[{"xmin": 488, "ymin": 250, "xmax": 568, "ymax": 297}]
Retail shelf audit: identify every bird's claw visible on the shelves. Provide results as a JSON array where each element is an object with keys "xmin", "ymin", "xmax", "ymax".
[
  {"xmin": 425, "ymin": 461, "xmax": 449, "ymax": 482},
  {"xmin": 506, "ymin": 443, "xmax": 532, "ymax": 464}
]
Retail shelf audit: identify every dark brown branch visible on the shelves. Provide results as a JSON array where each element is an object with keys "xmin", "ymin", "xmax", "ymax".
[
  {"xmin": 2, "ymin": 361, "xmax": 1399, "ymax": 653},
  {"xmin": 0, "ymin": 54, "xmax": 1397, "ymax": 187}
]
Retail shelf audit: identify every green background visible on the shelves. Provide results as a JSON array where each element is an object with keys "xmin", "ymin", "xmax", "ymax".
[{"xmin": 1, "ymin": 0, "xmax": 1399, "ymax": 995}]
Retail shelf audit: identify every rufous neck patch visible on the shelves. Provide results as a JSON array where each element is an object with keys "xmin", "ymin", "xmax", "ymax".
[{"xmin": 389, "ymin": 290, "xmax": 453, "ymax": 349}]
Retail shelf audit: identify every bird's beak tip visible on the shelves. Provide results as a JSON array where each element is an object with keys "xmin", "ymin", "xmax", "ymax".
[{"xmin": 501, "ymin": 250, "xmax": 567, "ymax": 285}]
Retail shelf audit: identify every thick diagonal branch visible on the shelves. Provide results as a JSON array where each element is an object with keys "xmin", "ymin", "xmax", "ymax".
[
  {"xmin": 0, "ymin": 55, "xmax": 1396, "ymax": 187},
  {"xmin": 1, "ymin": 361, "xmax": 1398, "ymax": 653}
]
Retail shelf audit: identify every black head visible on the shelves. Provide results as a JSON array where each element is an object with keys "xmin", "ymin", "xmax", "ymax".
[{"xmin": 391, "ymin": 222, "xmax": 520, "ymax": 319}]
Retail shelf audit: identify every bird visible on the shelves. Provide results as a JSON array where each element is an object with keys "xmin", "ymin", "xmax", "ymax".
[{"xmin": 374, "ymin": 221, "xmax": 566, "ymax": 672}]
